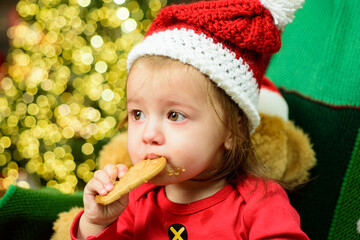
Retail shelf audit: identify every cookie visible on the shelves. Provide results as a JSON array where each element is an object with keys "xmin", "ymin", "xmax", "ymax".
[{"xmin": 95, "ymin": 157, "xmax": 167, "ymax": 205}]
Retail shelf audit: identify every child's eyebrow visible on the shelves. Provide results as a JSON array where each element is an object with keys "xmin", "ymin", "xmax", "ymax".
[
  {"xmin": 126, "ymin": 98, "xmax": 141, "ymax": 109},
  {"xmin": 126, "ymin": 97, "xmax": 134, "ymax": 104},
  {"xmin": 162, "ymin": 99, "xmax": 200, "ymax": 111},
  {"xmin": 126, "ymin": 97, "xmax": 200, "ymax": 112},
  {"xmin": 126, "ymin": 95, "xmax": 141, "ymax": 105}
]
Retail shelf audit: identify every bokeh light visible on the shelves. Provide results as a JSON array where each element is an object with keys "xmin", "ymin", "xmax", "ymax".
[{"xmin": 0, "ymin": 0, "xmax": 167, "ymax": 193}]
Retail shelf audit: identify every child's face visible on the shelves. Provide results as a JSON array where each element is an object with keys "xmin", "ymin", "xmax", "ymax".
[{"xmin": 126, "ymin": 60, "xmax": 231, "ymax": 185}]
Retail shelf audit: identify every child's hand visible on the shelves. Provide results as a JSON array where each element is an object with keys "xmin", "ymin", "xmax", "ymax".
[{"xmin": 77, "ymin": 164, "xmax": 129, "ymax": 238}]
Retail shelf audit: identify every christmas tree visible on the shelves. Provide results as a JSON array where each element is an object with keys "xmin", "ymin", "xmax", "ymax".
[{"xmin": 0, "ymin": 0, "xmax": 166, "ymax": 193}]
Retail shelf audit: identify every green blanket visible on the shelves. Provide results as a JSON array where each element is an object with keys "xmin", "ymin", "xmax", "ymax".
[{"xmin": 0, "ymin": 185, "xmax": 83, "ymax": 240}]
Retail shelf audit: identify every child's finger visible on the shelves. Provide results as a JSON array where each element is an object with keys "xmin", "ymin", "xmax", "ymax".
[
  {"xmin": 103, "ymin": 164, "xmax": 118, "ymax": 183},
  {"xmin": 92, "ymin": 169, "xmax": 114, "ymax": 192},
  {"xmin": 115, "ymin": 164, "xmax": 129, "ymax": 179},
  {"xmin": 85, "ymin": 173, "xmax": 108, "ymax": 196},
  {"xmin": 92, "ymin": 178, "xmax": 108, "ymax": 196}
]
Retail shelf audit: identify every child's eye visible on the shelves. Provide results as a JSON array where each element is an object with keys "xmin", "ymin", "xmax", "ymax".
[
  {"xmin": 132, "ymin": 110, "xmax": 145, "ymax": 120},
  {"xmin": 168, "ymin": 111, "xmax": 186, "ymax": 122}
]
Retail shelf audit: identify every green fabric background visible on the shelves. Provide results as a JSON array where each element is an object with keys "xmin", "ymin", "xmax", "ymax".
[
  {"xmin": 0, "ymin": 185, "xmax": 83, "ymax": 240},
  {"xmin": 328, "ymin": 129, "xmax": 360, "ymax": 239},
  {"xmin": 279, "ymin": 93, "xmax": 360, "ymax": 239},
  {"xmin": 266, "ymin": 0, "xmax": 360, "ymax": 239},
  {"xmin": 267, "ymin": 0, "xmax": 360, "ymax": 107}
]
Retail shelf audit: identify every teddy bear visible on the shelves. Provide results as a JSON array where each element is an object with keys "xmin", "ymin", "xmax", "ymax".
[{"xmin": 50, "ymin": 77, "xmax": 316, "ymax": 239}]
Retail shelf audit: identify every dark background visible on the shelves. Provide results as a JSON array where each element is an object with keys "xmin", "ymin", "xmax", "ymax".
[{"xmin": 0, "ymin": 1, "xmax": 19, "ymax": 63}]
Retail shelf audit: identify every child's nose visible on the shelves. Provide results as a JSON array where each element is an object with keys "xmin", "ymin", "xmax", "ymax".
[{"xmin": 141, "ymin": 120, "xmax": 165, "ymax": 145}]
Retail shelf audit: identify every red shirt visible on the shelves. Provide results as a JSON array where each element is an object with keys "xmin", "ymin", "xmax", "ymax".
[{"xmin": 71, "ymin": 177, "xmax": 309, "ymax": 239}]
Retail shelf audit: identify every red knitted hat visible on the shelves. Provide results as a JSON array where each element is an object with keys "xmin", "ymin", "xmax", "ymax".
[{"xmin": 127, "ymin": 0, "xmax": 303, "ymax": 132}]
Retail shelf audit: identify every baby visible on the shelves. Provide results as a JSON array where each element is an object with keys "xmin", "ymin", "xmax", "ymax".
[{"xmin": 71, "ymin": 0, "xmax": 309, "ymax": 239}]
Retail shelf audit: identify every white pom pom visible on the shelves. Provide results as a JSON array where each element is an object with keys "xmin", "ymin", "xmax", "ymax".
[
  {"xmin": 258, "ymin": 88, "xmax": 289, "ymax": 121},
  {"xmin": 259, "ymin": 0, "xmax": 304, "ymax": 30}
]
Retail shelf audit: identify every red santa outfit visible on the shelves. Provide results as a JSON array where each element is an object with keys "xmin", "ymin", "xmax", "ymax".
[{"xmin": 71, "ymin": 177, "xmax": 308, "ymax": 239}]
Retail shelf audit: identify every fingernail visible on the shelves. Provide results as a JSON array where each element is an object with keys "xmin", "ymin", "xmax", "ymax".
[
  {"xmin": 105, "ymin": 184, "xmax": 113, "ymax": 191},
  {"xmin": 119, "ymin": 171, "xmax": 125, "ymax": 178},
  {"xmin": 100, "ymin": 189, "xmax": 107, "ymax": 195}
]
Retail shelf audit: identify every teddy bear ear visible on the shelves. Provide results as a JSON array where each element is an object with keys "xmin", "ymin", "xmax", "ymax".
[
  {"xmin": 255, "ymin": 76, "xmax": 316, "ymax": 189},
  {"xmin": 258, "ymin": 76, "xmax": 289, "ymax": 121},
  {"xmin": 252, "ymin": 113, "xmax": 316, "ymax": 189},
  {"xmin": 282, "ymin": 119, "xmax": 316, "ymax": 188}
]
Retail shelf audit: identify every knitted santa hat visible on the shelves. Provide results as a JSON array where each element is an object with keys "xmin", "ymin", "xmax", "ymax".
[{"xmin": 127, "ymin": 0, "xmax": 303, "ymax": 133}]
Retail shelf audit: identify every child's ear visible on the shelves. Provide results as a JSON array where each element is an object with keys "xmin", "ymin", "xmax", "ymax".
[
  {"xmin": 224, "ymin": 115, "xmax": 243, "ymax": 150},
  {"xmin": 224, "ymin": 131, "xmax": 233, "ymax": 150}
]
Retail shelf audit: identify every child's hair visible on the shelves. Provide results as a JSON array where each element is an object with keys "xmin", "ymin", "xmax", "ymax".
[
  {"xmin": 127, "ymin": 55, "xmax": 270, "ymax": 186},
  {"xmin": 206, "ymin": 74, "xmax": 270, "ymax": 186}
]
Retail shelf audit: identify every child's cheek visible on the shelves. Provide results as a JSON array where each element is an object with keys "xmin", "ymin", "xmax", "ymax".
[{"xmin": 127, "ymin": 141, "xmax": 138, "ymax": 165}]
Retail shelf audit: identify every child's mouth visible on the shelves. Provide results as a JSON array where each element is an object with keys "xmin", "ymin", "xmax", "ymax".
[
  {"xmin": 145, "ymin": 153, "xmax": 161, "ymax": 160},
  {"xmin": 144, "ymin": 155, "xmax": 186, "ymax": 177}
]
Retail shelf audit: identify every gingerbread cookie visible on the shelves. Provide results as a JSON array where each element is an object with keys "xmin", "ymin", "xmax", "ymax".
[{"xmin": 95, "ymin": 157, "xmax": 167, "ymax": 205}]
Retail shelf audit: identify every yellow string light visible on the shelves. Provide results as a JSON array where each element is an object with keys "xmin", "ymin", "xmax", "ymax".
[{"xmin": 0, "ymin": 0, "xmax": 167, "ymax": 193}]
